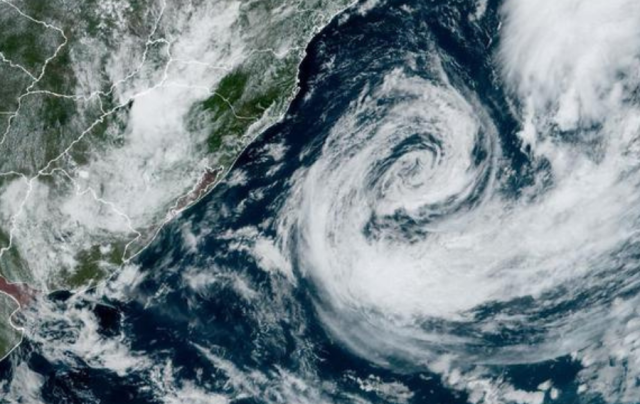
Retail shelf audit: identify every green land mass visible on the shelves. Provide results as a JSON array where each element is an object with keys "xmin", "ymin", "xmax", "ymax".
[{"xmin": 0, "ymin": 0, "xmax": 353, "ymax": 359}]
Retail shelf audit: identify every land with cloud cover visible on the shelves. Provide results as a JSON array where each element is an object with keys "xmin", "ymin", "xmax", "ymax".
[
  {"xmin": 0, "ymin": 0, "xmax": 353, "ymax": 358},
  {"xmin": 3, "ymin": 0, "xmax": 640, "ymax": 402}
]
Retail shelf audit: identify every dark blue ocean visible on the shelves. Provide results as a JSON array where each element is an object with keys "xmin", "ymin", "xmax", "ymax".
[{"xmin": 0, "ymin": 0, "xmax": 596, "ymax": 402}]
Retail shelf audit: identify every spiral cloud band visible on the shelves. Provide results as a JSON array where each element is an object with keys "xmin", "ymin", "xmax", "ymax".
[{"xmin": 276, "ymin": 0, "xmax": 640, "ymax": 369}]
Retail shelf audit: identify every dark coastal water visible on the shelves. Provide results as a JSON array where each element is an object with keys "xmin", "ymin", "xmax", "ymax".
[{"xmin": 0, "ymin": 0, "xmax": 597, "ymax": 402}]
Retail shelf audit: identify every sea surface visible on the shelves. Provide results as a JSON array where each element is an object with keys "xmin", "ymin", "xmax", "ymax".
[{"xmin": 1, "ymin": 0, "xmax": 634, "ymax": 402}]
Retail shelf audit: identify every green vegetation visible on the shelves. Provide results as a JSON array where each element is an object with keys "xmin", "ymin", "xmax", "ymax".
[
  {"xmin": 203, "ymin": 70, "xmax": 250, "ymax": 116},
  {"xmin": 0, "ymin": 0, "xmax": 354, "ymax": 363},
  {"xmin": 66, "ymin": 138, "xmax": 91, "ymax": 165},
  {"xmin": 41, "ymin": 95, "xmax": 77, "ymax": 163},
  {"xmin": 0, "ymin": 2, "xmax": 60, "ymax": 74},
  {"xmin": 64, "ymin": 242, "xmax": 125, "ymax": 288},
  {"xmin": 0, "ymin": 32, "xmax": 43, "ymax": 68},
  {"xmin": 0, "ymin": 293, "xmax": 20, "ymax": 360},
  {"xmin": 21, "ymin": 0, "xmax": 57, "ymax": 21},
  {"xmin": 0, "ymin": 120, "xmax": 7, "ymax": 141},
  {"xmin": 0, "ymin": 227, "xmax": 24, "ymax": 282},
  {"xmin": 43, "ymin": 95, "xmax": 73, "ymax": 127},
  {"xmin": 0, "ymin": 227, "xmax": 11, "ymax": 251},
  {"xmin": 34, "ymin": 43, "xmax": 76, "ymax": 94},
  {"xmin": 202, "ymin": 56, "xmax": 299, "ymax": 153},
  {"xmin": 215, "ymin": 85, "xmax": 280, "ymax": 142},
  {"xmin": 0, "ymin": 65, "xmax": 31, "ymax": 112}
]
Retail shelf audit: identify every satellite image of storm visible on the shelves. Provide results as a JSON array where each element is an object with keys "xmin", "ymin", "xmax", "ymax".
[{"xmin": 0, "ymin": 0, "xmax": 639, "ymax": 402}]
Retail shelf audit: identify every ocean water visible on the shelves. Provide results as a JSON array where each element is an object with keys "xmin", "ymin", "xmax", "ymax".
[{"xmin": 2, "ymin": 0, "xmax": 640, "ymax": 402}]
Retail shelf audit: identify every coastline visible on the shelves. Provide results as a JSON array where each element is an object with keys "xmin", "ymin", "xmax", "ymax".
[{"xmin": 0, "ymin": 0, "xmax": 359, "ymax": 364}]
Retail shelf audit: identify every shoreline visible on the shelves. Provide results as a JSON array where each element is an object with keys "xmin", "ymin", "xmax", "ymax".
[{"xmin": 0, "ymin": 0, "xmax": 360, "ymax": 364}]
